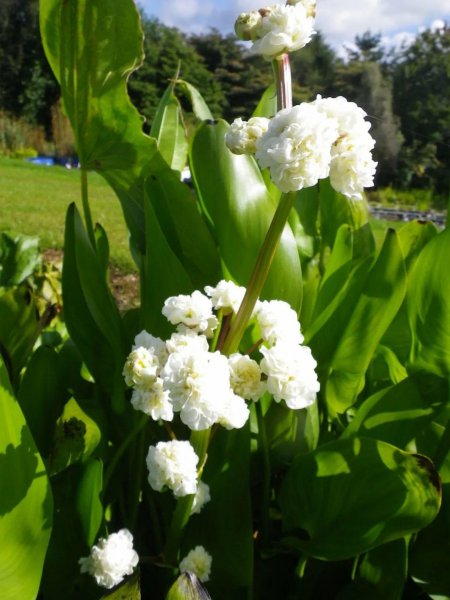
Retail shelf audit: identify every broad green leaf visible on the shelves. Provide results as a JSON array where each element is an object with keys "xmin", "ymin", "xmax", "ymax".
[
  {"xmin": 0, "ymin": 284, "xmax": 41, "ymax": 381},
  {"xmin": 381, "ymin": 219, "xmax": 437, "ymax": 363},
  {"xmin": 63, "ymin": 203, "xmax": 126, "ymax": 410},
  {"xmin": 40, "ymin": 0, "xmax": 151, "ymax": 169},
  {"xmin": 319, "ymin": 179, "xmax": 375, "ymax": 258},
  {"xmin": 265, "ymin": 401, "xmax": 319, "ymax": 469},
  {"xmin": 141, "ymin": 190, "xmax": 193, "ymax": 337},
  {"xmin": 49, "ymin": 397, "xmax": 101, "ymax": 475},
  {"xmin": 151, "ymin": 80, "xmax": 188, "ymax": 174},
  {"xmin": 95, "ymin": 222, "xmax": 111, "ymax": 277},
  {"xmin": 0, "ymin": 357, "xmax": 53, "ymax": 600},
  {"xmin": 252, "ymin": 83, "xmax": 277, "ymax": 119},
  {"xmin": 337, "ymin": 539, "xmax": 408, "ymax": 600},
  {"xmin": 166, "ymin": 573, "xmax": 211, "ymax": 600},
  {"xmin": 145, "ymin": 169, "xmax": 220, "ymax": 289},
  {"xmin": 177, "ymin": 80, "xmax": 213, "ymax": 121},
  {"xmin": 190, "ymin": 119, "xmax": 302, "ymax": 309},
  {"xmin": 76, "ymin": 458, "xmax": 103, "ymax": 547},
  {"xmin": 408, "ymin": 227, "xmax": 450, "ymax": 377},
  {"xmin": 185, "ymin": 426, "xmax": 253, "ymax": 599},
  {"xmin": 373, "ymin": 344, "xmax": 408, "ymax": 385},
  {"xmin": 342, "ymin": 373, "xmax": 447, "ymax": 449},
  {"xmin": 41, "ymin": 465, "xmax": 99, "ymax": 600},
  {"xmin": 18, "ymin": 345, "xmax": 67, "ymax": 458},
  {"xmin": 320, "ymin": 225, "xmax": 353, "ymax": 286},
  {"xmin": 279, "ymin": 437, "xmax": 441, "ymax": 560},
  {"xmin": 326, "ymin": 230, "xmax": 407, "ymax": 413},
  {"xmin": 0, "ymin": 232, "xmax": 41, "ymax": 286}
]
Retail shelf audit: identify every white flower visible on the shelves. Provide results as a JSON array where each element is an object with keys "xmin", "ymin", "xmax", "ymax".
[
  {"xmin": 130, "ymin": 379, "xmax": 174, "ymax": 421},
  {"xmin": 132, "ymin": 330, "xmax": 168, "ymax": 364},
  {"xmin": 251, "ymin": 4, "xmax": 315, "ymax": 59},
  {"xmin": 166, "ymin": 331, "xmax": 210, "ymax": 355},
  {"xmin": 204, "ymin": 279, "xmax": 247, "ymax": 314},
  {"xmin": 228, "ymin": 353, "xmax": 266, "ymax": 401},
  {"xmin": 218, "ymin": 392, "xmax": 250, "ymax": 430},
  {"xmin": 123, "ymin": 347, "xmax": 160, "ymax": 388},
  {"xmin": 146, "ymin": 440, "xmax": 199, "ymax": 497},
  {"xmin": 255, "ymin": 299, "xmax": 304, "ymax": 346},
  {"xmin": 79, "ymin": 529, "xmax": 139, "ymax": 589},
  {"xmin": 191, "ymin": 481, "xmax": 211, "ymax": 515},
  {"xmin": 162, "ymin": 348, "xmax": 232, "ymax": 430},
  {"xmin": 179, "ymin": 546, "xmax": 212, "ymax": 583},
  {"xmin": 255, "ymin": 103, "xmax": 338, "ymax": 193},
  {"xmin": 162, "ymin": 291, "xmax": 218, "ymax": 336},
  {"xmin": 260, "ymin": 342, "xmax": 320, "ymax": 409},
  {"xmin": 235, "ymin": 10, "xmax": 263, "ymax": 40},
  {"xmin": 329, "ymin": 137, "xmax": 377, "ymax": 200},
  {"xmin": 312, "ymin": 95, "xmax": 377, "ymax": 198},
  {"xmin": 225, "ymin": 117, "xmax": 270, "ymax": 155}
]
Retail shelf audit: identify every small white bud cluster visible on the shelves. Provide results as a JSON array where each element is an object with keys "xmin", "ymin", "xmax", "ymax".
[
  {"xmin": 226, "ymin": 96, "xmax": 376, "ymax": 199},
  {"xmin": 79, "ymin": 529, "xmax": 139, "ymax": 589},
  {"xmin": 179, "ymin": 546, "xmax": 213, "ymax": 582},
  {"xmin": 235, "ymin": 2, "xmax": 316, "ymax": 59}
]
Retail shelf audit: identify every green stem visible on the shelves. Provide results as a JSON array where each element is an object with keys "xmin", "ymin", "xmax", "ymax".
[
  {"xmin": 273, "ymin": 54, "xmax": 293, "ymax": 110},
  {"xmin": 163, "ymin": 429, "xmax": 211, "ymax": 564},
  {"xmin": 81, "ymin": 168, "xmax": 96, "ymax": 247},
  {"xmin": 104, "ymin": 414, "xmax": 148, "ymax": 490},
  {"xmin": 221, "ymin": 192, "xmax": 297, "ymax": 355},
  {"xmin": 255, "ymin": 401, "xmax": 271, "ymax": 544}
]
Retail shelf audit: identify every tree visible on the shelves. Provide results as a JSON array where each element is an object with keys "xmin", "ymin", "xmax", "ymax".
[
  {"xmin": 392, "ymin": 25, "xmax": 450, "ymax": 193},
  {"xmin": 128, "ymin": 18, "xmax": 223, "ymax": 126},
  {"xmin": 0, "ymin": 0, "xmax": 58, "ymax": 129}
]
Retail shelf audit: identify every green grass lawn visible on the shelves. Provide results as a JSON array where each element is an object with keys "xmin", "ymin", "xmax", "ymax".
[
  {"xmin": 0, "ymin": 156, "xmax": 404, "ymax": 273},
  {"xmin": 0, "ymin": 156, "xmax": 134, "ymax": 270}
]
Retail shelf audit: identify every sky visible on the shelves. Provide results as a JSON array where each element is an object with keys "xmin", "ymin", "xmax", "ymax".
[{"xmin": 140, "ymin": 0, "xmax": 449, "ymax": 52}]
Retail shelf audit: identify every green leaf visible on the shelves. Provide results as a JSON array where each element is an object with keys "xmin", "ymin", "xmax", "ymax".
[
  {"xmin": 408, "ymin": 227, "xmax": 450, "ymax": 377},
  {"xmin": 166, "ymin": 573, "xmax": 211, "ymax": 600},
  {"xmin": 40, "ymin": 0, "xmax": 151, "ymax": 169},
  {"xmin": 0, "ymin": 232, "xmax": 41, "ymax": 286},
  {"xmin": 144, "ymin": 169, "xmax": 220, "ymax": 289},
  {"xmin": 63, "ymin": 203, "xmax": 126, "ymax": 410},
  {"xmin": 0, "ymin": 356, "xmax": 53, "ymax": 600},
  {"xmin": 49, "ymin": 397, "xmax": 101, "ymax": 475},
  {"xmin": 176, "ymin": 80, "xmax": 213, "ymax": 121},
  {"xmin": 151, "ymin": 80, "xmax": 188, "ymax": 174},
  {"xmin": 76, "ymin": 458, "xmax": 103, "ymax": 547},
  {"xmin": 140, "ymin": 189, "xmax": 194, "ymax": 337},
  {"xmin": 319, "ymin": 179, "xmax": 374, "ymax": 258},
  {"xmin": 337, "ymin": 539, "xmax": 408, "ymax": 600},
  {"xmin": 185, "ymin": 426, "xmax": 253, "ymax": 599},
  {"xmin": 18, "ymin": 345, "xmax": 67, "ymax": 458},
  {"xmin": 342, "ymin": 373, "xmax": 447, "ymax": 449},
  {"xmin": 265, "ymin": 401, "xmax": 319, "ymax": 469},
  {"xmin": 190, "ymin": 119, "xmax": 302, "ymax": 309},
  {"xmin": 0, "ymin": 284, "xmax": 41, "ymax": 381},
  {"xmin": 279, "ymin": 436, "xmax": 441, "ymax": 560},
  {"xmin": 252, "ymin": 83, "xmax": 277, "ymax": 119},
  {"xmin": 325, "ymin": 230, "xmax": 407, "ymax": 413}
]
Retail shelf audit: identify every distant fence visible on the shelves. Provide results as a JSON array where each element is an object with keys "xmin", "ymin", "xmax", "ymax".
[{"xmin": 370, "ymin": 206, "xmax": 447, "ymax": 228}]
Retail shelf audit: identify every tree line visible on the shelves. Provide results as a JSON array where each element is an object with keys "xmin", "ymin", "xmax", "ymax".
[{"xmin": 1, "ymin": 0, "xmax": 449, "ymax": 196}]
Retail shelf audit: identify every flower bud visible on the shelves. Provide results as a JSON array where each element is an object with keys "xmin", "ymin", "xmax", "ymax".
[
  {"xmin": 234, "ymin": 10, "xmax": 262, "ymax": 41},
  {"xmin": 287, "ymin": 0, "xmax": 316, "ymax": 18}
]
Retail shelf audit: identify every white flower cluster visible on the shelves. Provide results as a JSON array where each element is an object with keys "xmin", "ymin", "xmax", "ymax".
[
  {"xmin": 179, "ymin": 546, "xmax": 212, "ymax": 582},
  {"xmin": 124, "ymin": 281, "xmax": 320, "ymax": 425},
  {"xmin": 235, "ymin": 2, "xmax": 316, "ymax": 59},
  {"xmin": 79, "ymin": 529, "xmax": 139, "ymax": 589},
  {"xmin": 225, "ymin": 117, "xmax": 270, "ymax": 156},
  {"xmin": 226, "ymin": 96, "xmax": 376, "ymax": 199}
]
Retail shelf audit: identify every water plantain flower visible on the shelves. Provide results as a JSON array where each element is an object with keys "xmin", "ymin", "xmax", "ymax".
[
  {"xmin": 179, "ymin": 546, "xmax": 212, "ymax": 583},
  {"xmin": 146, "ymin": 440, "xmax": 199, "ymax": 497},
  {"xmin": 79, "ymin": 529, "xmax": 139, "ymax": 589}
]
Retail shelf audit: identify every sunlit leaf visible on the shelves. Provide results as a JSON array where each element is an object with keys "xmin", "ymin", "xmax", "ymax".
[
  {"xmin": 279, "ymin": 437, "xmax": 441, "ymax": 560},
  {"xmin": 0, "ymin": 357, "xmax": 53, "ymax": 600}
]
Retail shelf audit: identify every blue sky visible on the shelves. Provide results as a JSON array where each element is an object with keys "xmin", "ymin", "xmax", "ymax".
[{"xmin": 140, "ymin": 0, "xmax": 449, "ymax": 51}]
